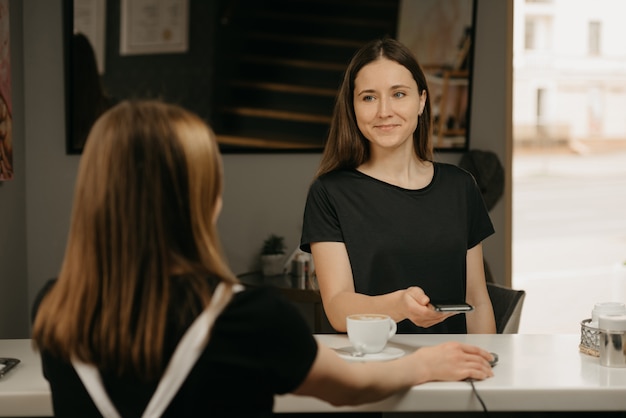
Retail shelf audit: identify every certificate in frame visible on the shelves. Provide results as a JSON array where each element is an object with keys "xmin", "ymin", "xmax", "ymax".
[{"xmin": 119, "ymin": 0, "xmax": 189, "ymax": 56}]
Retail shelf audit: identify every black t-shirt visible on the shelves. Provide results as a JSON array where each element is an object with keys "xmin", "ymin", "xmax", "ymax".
[
  {"xmin": 33, "ymin": 280, "xmax": 318, "ymax": 417},
  {"xmin": 300, "ymin": 163, "xmax": 495, "ymax": 334}
]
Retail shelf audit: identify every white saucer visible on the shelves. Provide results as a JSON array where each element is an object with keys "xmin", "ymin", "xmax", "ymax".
[{"xmin": 335, "ymin": 346, "xmax": 405, "ymax": 362}]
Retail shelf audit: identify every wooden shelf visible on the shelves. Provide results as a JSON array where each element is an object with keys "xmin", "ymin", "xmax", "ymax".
[
  {"xmin": 220, "ymin": 107, "xmax": 332, "ymax": 124},
  {"xmin": 427, "ymin": 70, "xmax": 469, "ymax": 147},
  {"xmin": 229, "ymin": 80, "xmax": 337, "ymax": 97}
]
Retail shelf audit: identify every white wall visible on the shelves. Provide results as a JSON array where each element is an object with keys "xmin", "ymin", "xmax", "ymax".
[{"xmin": 0, "ymin": 0, "xmax": 512, "ymax": 338}]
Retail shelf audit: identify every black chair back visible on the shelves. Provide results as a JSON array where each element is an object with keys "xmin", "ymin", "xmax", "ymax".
[{"xmin": 487, "ymin": 282, "xmax": 526, "ymax": 334}]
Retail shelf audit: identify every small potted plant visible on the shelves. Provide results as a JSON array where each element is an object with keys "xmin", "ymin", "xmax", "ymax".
[{"xmin": 260, "ymin": 234, "xmax": 287, "ymax": 276}]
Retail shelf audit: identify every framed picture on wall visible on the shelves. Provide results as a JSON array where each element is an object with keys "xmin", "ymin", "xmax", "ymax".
[
  {"xmin": 0, "ymin": 0, "xmax": 13, "ymax": 179},
  {"xmin": 64, "ymin": 0, "xmax": 474, "ymax": 154},
  {"xmin": 119, "ymin": 0, "xmax": 189, "ymax": 56}
]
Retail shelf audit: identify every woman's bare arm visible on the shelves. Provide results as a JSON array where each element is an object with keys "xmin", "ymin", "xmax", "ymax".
[
  {"xmin": 292, "ymin": 341, "xmax": 494, "ymax": 406},
  {"xmin": 311, "ymin": 242, "xmax": 454, "ymax": 332},
  {"xmin": 465, "ymin": 243, "xmax": 497, "ymax": 334}
]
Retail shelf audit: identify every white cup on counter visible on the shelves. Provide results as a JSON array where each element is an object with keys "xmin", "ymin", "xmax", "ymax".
[
  {"xmin": 598, "ymin": 313, "xmax": 626, "ymax": 368},
  {"xmin": 346, "ymin": 314, "xmax": 397, "ymax": 355}
]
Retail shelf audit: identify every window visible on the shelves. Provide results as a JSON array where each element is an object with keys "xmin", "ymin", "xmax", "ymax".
[
  {"xmin": 536, "ymin": 88, "xmax": 546, "ymax": 122},
  {"xmin": 588, "ymin": 21, "xmax": 601, "ymax": 56},
  {"xmin": 587, "ymin": 86, "xmax": 603, "ymax": 134},
  {"xmin": 524, "ymin": 16, "xmax": 552, "ymax": 51},
  {"xmin": 525, "ymin": 19, "xmax": 536, "ymax": 50}
]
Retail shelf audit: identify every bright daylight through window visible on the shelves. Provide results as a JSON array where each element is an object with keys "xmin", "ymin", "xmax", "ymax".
[{"xmin": 512, "ymin": 0, "xmax": 626, "ymax": 333}]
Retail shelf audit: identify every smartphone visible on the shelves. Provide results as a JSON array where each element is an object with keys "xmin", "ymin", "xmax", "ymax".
[
  {"xmin": 432, "ymin": 302, "xmax": 474, "ymax": 312},
  {"xmin": 0, "ymin": 358, "xmax": 20, "ymax": 379}
]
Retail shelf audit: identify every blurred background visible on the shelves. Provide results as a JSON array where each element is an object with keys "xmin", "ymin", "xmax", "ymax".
[{"xmin": 512, "ymin": 0, "xmax": 626, "ymax": 333}]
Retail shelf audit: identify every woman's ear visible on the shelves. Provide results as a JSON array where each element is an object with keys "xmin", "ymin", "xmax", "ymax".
[
  {"xmin": 212, "ymin": 196, "xmax": 223, "ymax": 224},
  {"xmin": 419, "ymin": 90, "xmax": 427, "ymax": 115}
]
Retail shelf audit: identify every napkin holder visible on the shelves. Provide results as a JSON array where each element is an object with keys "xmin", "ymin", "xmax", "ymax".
[{"xmin": 580, "ymin": 318, "xmax": 599, "ymax": 357}]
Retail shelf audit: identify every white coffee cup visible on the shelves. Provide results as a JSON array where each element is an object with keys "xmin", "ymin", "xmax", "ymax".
[{"xmin": 346, "ymin": 314, "xmax": 397, "ymax": 354}]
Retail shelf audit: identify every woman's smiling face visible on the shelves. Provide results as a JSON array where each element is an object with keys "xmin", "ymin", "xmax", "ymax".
[{"xmin": 353, "ymin": 58, "xmax": 426, "ymax": 152}]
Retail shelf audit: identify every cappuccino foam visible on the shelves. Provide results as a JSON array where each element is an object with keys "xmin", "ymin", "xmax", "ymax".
[{"xmin": 350, "ymin": 314, "xmax": 388, "ymax": 321}]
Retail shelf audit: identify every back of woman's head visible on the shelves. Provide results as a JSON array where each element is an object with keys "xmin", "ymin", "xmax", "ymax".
[
  {"xmin": 33, "ymin": 100, "xmax": 236, "ymax": 378},
  {"xmin": 75, "ymin": 99, "xmax": 224, "ymax": 274},
  {"xmin": 318, "ymin": 38, "xmax": 433, "ymax": 176}
]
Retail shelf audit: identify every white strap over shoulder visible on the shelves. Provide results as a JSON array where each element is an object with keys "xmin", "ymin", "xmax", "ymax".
[
  {"xmin": 72, "ymin": 361, "xmax": 120, "ymax": 418},
  {"xmin": 72, "ymin": 282, "xmax": 243, "ymax": 418}
]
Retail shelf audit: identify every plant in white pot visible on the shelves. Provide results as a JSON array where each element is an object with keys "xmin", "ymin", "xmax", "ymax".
[{"xmin": 260, "ymin": 234, "xmax": 286, "ymax": 276}]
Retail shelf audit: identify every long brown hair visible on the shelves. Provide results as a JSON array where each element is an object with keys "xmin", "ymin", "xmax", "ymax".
[
  {"xmin": 317, "ymin": 38, "xmax": 433, "ymax": 177},
  {"xmin": 32, "ymin": 100, "xmax": 237, "ymax": 380}
]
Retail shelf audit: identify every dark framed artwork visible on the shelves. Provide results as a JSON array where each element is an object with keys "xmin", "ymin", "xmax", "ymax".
[
  {"xmin": 65, "ymin": 0, "xmax": 474, "ymax": 154},
  {"xmin": 0, "ymin": 0, "xmax": 13, "ymax": 180},
  {"xmin": 397, "ymin": 0, "xmax": 476, "ymax": 151}
]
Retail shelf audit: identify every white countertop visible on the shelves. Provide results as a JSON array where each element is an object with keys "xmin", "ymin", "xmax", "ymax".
[
  {"xmin": 0, "ymin": 339, "xmax": 52, "ymax": 417},
  {"xmin": 276, "ymin": 333, "xmax": 626, "ymax": 413},
  {"xmin": 1, "ymin": 334, "xmax": 625, "ymax": 416}
]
